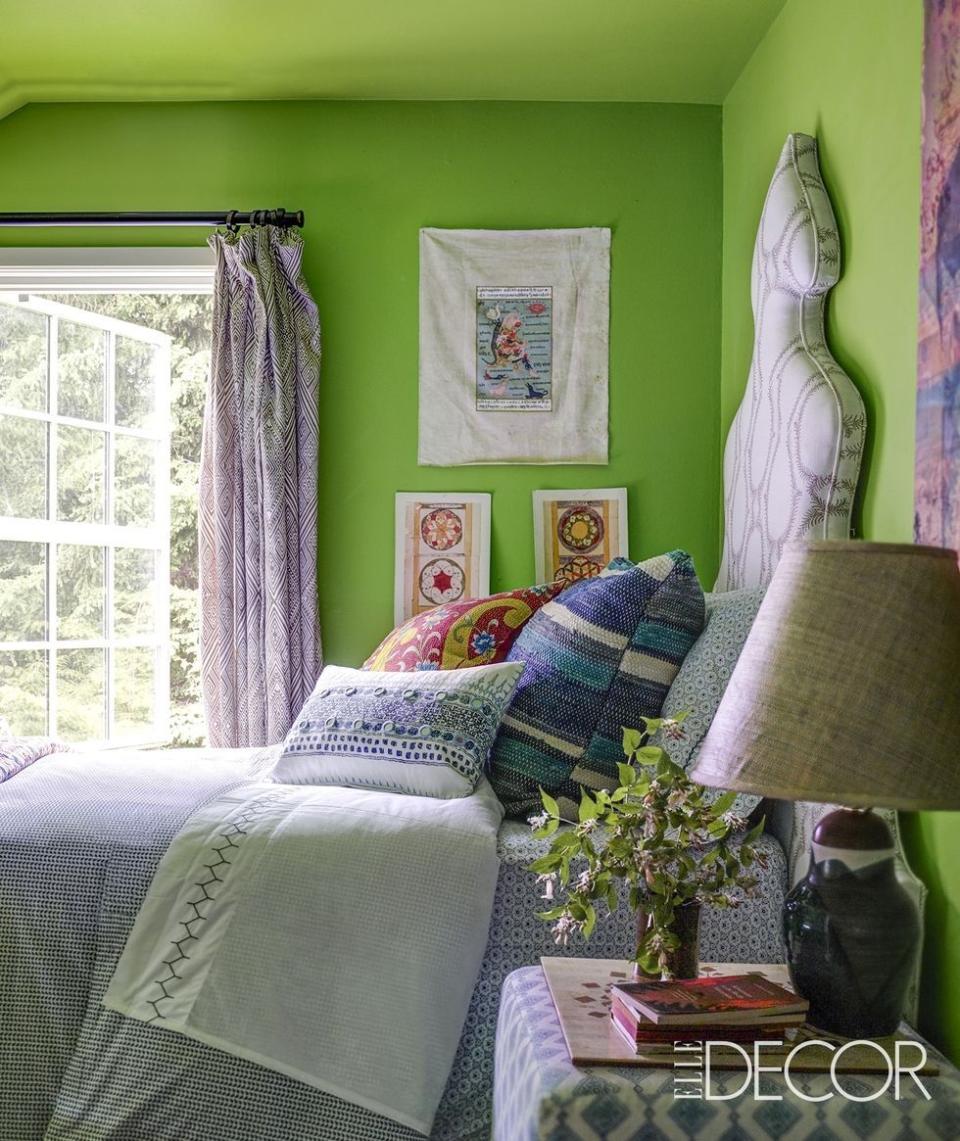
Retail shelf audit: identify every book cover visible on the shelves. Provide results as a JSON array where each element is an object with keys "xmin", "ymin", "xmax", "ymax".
[
  {"xmin": 611, "ymin": 998, "xmax": 800, "ymax": 1045},
  {"xmin": 612, "ymin": 973, "xmax": 809, "ymax": 1026}
]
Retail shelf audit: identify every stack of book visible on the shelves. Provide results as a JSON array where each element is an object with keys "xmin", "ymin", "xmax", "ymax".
[{"xmin": 610, "ymin": 973, "xmax": 810, "ymax": 1052}]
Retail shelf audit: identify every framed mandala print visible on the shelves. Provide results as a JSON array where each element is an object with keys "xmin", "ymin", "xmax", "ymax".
[
  {"xmin": 394, "ymin": 493, "xmax": 491, "ymax": 625},
  {"xmin": 418, "ymin": 227, "xmax": 610, "ymax": 465},
  {"xmin": 532, "ymin": 488, "xmax": 628, "ymax": 585}
]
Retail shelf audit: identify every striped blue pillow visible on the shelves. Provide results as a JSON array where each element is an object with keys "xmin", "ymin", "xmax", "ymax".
[{"xmin": 489, "ymin": 551, "xmax": 705, "ymax": 818}]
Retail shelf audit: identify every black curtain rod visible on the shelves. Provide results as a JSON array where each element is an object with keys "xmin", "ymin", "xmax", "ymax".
[{"xmin": 0, "ymin": 209, "xmax": 304, "ymax": 229}]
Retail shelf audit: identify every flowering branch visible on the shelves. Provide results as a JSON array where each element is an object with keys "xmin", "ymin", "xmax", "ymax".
[{"xmin": 528, "ymin": 714, "xmax": 766, "ymax": 978}]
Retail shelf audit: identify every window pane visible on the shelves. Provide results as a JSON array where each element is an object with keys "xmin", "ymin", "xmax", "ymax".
[
  {"xmin": 0, "ymin": 304, "xmax": 47, "ymax": 411},
  {"xmin": 57, "ymin": 425, "xmax": 105, "ymax": 524},
  {"xmin": 114, "ymin": 647, "xmax": 155, "ymax": 739},
  {"xmin": 0, "ymin": 414, "xmax": 47, "ymax": 519},
  {"xmin": 56, "ymin": 647, "xmax": 105, "ymax": 741},
  {"xmin": 0, "ymin": 541, "xmax": 46, "ymax": 641},
  {"xmin": 114, "ymin": 435, "xmax": 155, "ymax": 527},
  {"xmin": 116, "ymin": 337, "xmax": 159, "ymax": 429},
  {"xmin": 58, "ymin": 320, "xmax": 106, "ymax": 422},
  {"xmin": 114, "ymin": 548, "xmax": 155, "ymax": 636},
  {"xmin": 0, "ymin": 650, "xmax": 47, "ymax": 734},
  {"xmin": 56, "ymin": 545, "xmax": 104, "ymax": 640}
]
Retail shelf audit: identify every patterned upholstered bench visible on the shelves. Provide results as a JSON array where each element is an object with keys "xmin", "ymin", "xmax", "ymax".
[{"xmin": 493, "ymin": 966, "xmax": 960, "ymax": 1141}]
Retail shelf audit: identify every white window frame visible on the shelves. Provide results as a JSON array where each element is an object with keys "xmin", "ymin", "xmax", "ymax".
[{"xmin": 0, "ymin": 247, "xmax": 215, "ymax": 748}]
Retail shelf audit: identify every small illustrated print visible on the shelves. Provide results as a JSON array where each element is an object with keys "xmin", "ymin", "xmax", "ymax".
[
  {"xmin": 533, "ymin": 488, "xmax": 629, "ymax": 584},
  {"xmin": 476, "ymin": 287, "xmax": 553, "ymax": 411},
  {"xmin": 394, "ymin": 493, "xmax": 491, "ymax": 625}
]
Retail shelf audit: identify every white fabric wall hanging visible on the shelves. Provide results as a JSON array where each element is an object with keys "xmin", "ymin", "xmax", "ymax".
[{"xmin": 418, "ymin": 228, "xmax": 610, "ymax": 465}]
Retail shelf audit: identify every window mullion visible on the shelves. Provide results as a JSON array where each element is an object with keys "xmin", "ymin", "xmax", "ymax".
[
  {"xmin": 105, "ymin": 330, "xmax": 116, "ymax": 741},
  {"xmin": 47, "ymin": 313, "xmax": 57, "ymax": 737},
  {"xmin": 156, "ymin": 336, "xmax": 172, "ymax": 743}
]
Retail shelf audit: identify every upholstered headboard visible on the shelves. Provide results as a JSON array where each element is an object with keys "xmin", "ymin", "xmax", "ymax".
[
  {"xmin": 716, "ymin": 133, "xmax": 865, "ymax": 592},
  {"xmin": 717, "ymin": 133, "xmax": 925, "ymax": 1019}
]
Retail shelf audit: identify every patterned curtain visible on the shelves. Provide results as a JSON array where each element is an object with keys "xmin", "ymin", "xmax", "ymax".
[{"xmin": 199, "ymin": 226, "xmax": 322, "ymax": 747}]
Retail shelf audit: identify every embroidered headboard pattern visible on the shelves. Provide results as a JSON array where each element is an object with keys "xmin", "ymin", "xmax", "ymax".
[
  {"xmin": 715, "ymin": 133, "xmax": 866, "ymax": 592},
  {"xmin": 717, "ymin": 133, "xmax": 925, "ymax": 1021}
]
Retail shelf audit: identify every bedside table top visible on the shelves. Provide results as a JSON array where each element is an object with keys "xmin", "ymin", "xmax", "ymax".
[
  {"xmin": 539, "ymin": 957, "xmax": 937, "ymax": 1074},
  {"xmin": 494, "ymin": 965, "xmax": 960, "ymax": 1141}
]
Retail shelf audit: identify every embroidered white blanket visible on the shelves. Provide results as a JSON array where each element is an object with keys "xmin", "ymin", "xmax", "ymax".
[{"xmin": 104, "ymin": 779, "xmax": 504, "ymax": 1136}]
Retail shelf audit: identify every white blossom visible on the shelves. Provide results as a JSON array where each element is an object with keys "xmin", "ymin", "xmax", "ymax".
[
  {"xmin": 528, "ymin": 811, "xmax": 550, "ymax": 830},
  {"xmin": 575, "ymin": 869, "xmax": 594, "ymax": 893},
  {"xmin": 536, "ymin": 873, "xmax": 557, "ymax": 901},
  {"xmin": 551, "ymin": 914, "xmax": 581, "ymax": 947},
  {"xmin": 661, "ymin": 718, "xmax": 687, "ymax": 742}
]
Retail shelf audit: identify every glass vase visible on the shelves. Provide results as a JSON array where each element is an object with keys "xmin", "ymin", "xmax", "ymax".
[{"xmin": 633, "ymin": 900, "xmax": 701, "ymax": 980}]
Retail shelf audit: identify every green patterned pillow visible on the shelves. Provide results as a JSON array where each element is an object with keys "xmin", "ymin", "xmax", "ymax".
[{"xmin": 489, "ymin": 551, "xmax": 705, "ymax": 818}]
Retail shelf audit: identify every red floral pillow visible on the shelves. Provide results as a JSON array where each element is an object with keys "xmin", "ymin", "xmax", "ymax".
[{"xmin": 363, "ymin": 581, "xmax": 565, "ymax": 671}]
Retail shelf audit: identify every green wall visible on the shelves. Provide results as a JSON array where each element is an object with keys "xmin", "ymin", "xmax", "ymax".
[
  {"xmin": 0, "ymin": 100, "xmax": 723, "ymax": 666},
  {"xmin": 723, "ymin": 0, "xmax": 960, "ymax": 1063}
]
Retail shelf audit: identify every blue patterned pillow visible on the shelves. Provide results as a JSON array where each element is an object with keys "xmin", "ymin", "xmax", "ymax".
[
  {"xmin": 274, "ymin": 662, "xmax": 525, "ymax": 798},
  {"xmin": 489, "ymin": 551, "xmax": 705, "ymax": 818},
  {"xmin": 660, "ymin": 587, "xmax": 765, "ymax": 814}
]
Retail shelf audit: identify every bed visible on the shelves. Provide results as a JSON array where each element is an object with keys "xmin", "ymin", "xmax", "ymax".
[
  {"xmin": 0, "ymin": 741, "xmax": 785, "ymax": 1141},
  {"xmin": 3, "ymin": 129, "xmax": 923, "ymax": 1141}
]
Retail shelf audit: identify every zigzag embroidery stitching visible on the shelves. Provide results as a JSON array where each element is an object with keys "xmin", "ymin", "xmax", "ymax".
[{"xmin": 144, "ymin": 792, "xmax": 286, "ymax": 1023}]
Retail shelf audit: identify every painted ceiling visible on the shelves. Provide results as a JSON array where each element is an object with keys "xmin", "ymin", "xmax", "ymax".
[{"xmin": 0, "ymin": 0, "xmax": 786, "ymax": 119}]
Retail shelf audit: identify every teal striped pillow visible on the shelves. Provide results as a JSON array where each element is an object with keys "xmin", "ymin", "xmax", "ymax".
[{"xmin": 489, "ymin": 551, "xmax": 705, "ymax": 818}]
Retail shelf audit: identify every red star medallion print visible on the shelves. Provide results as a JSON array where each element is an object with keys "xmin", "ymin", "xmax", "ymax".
[{"xmin": 419, "ymin": 558, "xmax": 465, "ymax": 606}]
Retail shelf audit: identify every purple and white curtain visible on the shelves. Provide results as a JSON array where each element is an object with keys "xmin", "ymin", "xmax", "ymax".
[{"xmin": 199, "ymin": 226, "xmax": 322, "ymax": 747}]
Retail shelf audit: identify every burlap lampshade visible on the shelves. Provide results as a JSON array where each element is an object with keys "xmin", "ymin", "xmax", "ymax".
[{"xmin": 691, "ymin": 541, "xmax": 960, "ymax": 811}]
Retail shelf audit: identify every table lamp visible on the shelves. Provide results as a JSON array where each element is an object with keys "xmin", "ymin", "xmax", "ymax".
[{"xmin": 691, "ymin": 541, "xmax": 960, "ymax": 1038}]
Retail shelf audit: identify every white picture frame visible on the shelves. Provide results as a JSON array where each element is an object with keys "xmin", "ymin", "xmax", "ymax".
[
  {"xmin": 532, "ymin": 487, "xmax": 629, "ymax": 584},
  {"xmin": 394, "ymin": 492, "xmax": 491, "ymax": 625}
]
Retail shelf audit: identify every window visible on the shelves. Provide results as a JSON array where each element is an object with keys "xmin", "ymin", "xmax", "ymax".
[{"xmin": 0, "ymin": 250, "xmax": 214, "ymax": 747}]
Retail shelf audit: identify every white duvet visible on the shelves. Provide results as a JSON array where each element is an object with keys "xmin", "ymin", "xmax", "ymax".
[{"xmin": 104, "ymin": 777, "xmax": 504, "ymax": 1136}]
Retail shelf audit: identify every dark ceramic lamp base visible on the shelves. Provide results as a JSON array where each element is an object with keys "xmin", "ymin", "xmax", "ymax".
[{"xmin": 783, "ymin": 808, "xmax": 919, "ymax": 1038}]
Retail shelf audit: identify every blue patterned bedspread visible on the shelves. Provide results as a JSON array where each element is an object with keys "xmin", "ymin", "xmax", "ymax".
[{"xmin": 0, "ymin": 749, "xmax": 786, "ymax": 1141}]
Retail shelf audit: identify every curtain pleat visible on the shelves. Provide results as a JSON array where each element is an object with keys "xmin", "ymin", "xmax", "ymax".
[{"xmin": 199, "ymin": 226, "xmax": 322, "ymax": 747}]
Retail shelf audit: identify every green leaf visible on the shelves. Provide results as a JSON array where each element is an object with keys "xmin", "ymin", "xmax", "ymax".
[
  {"xmin": 744, "ymin": 818, "xmax": 766, "ymax": 845},
  {"xmin": 635, "ymin": 746, "xmax": 664, "ymax": 766},
  {"xmin": 532, "ymin": 819, "xmax": 560, "ymax": 839},
  {"xmin": 551, "ymin": 831, "xmax": 582, "ymax": 851},
  {"xmin": 528, "ymin": 853, "xmax": 561, "ymax": 874},
  {"xmin": 583, "ymin": 904, "xmax": 597, "ymax": 938},
  {"xmin": 622, "ymin": 727, "xmax": 645, "ymax": 755},
  {"xmin": 616, "ymin": 761, "xmax": 637, "ymax": 787},
  {"xmin": 540, "ymin": 788, "xmax": 560, "ymax": 818},
  {"xmin": 578, "ymin": 792, "xmax": 600, "ymax": 822},
  {"xmin": 710, "ymin": 790, "xmax": 737, "ymax": 817}
]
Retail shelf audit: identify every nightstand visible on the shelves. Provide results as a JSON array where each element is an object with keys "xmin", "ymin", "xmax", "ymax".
[{"xmin": 493, "ymin": 963, "xmax": 960, "ymax": 1140}]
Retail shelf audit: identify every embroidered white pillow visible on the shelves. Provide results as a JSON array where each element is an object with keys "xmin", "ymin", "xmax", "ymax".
[{"xmin": 274, "ymin": 662, "xmax": 524, "ymax": 798}]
